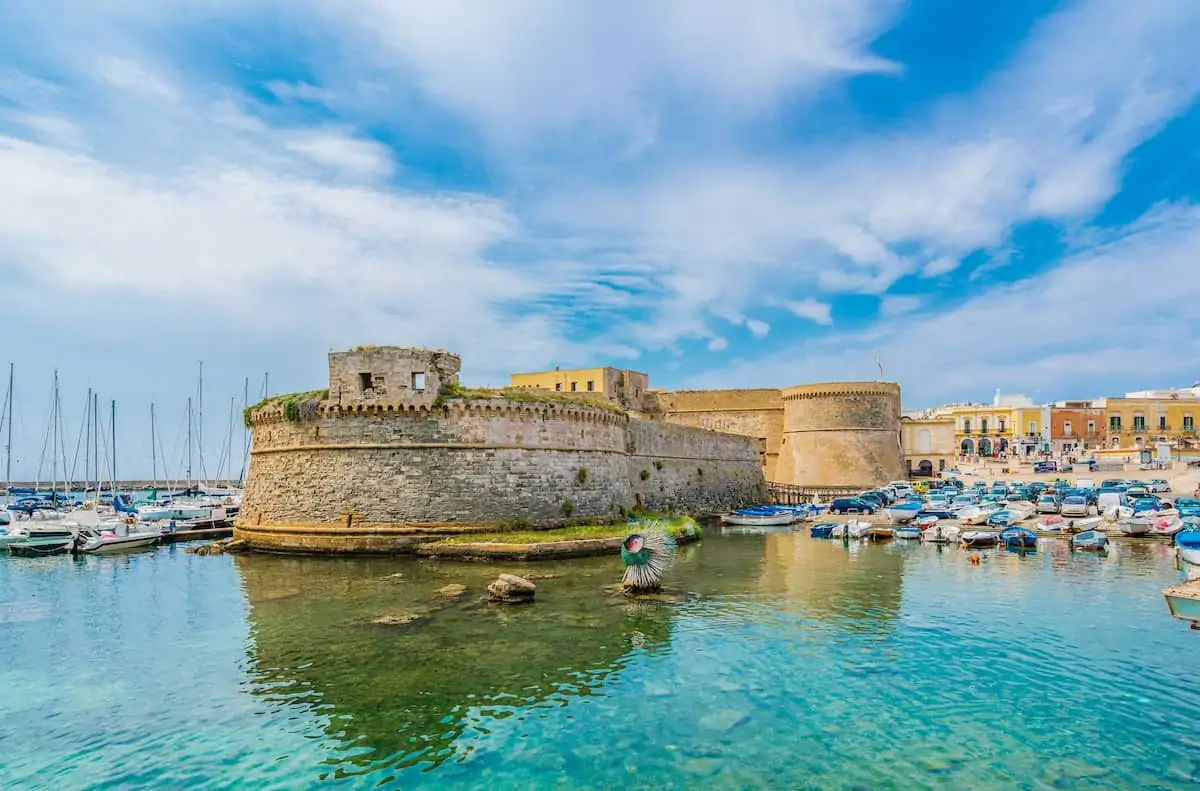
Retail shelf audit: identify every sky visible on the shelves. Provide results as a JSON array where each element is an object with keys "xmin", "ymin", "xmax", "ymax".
[{"xmin": 2, "ymin": 0, "xmax": 1200, "ymax": 480}]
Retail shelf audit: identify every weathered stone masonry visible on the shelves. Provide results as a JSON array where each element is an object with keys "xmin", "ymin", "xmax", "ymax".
[{"xmin": 236, "ymin": 347, "xmax": 764, "ymax": 553}]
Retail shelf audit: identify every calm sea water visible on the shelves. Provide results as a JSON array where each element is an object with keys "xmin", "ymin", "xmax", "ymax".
[{"xmin": 1, "ymin": 531, "xmax": 1197, "ymax": 790}]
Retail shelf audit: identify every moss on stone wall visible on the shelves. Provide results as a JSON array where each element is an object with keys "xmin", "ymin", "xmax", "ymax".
[
  {"xmin": 244, "ymin": 389, "xmax": 330, "ymax": 427},
  {"xmin": 434, "ymin": 382, "xmax": 627, "ymax": 414}
]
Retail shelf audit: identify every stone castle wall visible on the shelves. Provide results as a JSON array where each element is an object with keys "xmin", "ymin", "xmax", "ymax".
[
  {"xmin": 776, "ymin": 383, "xmax": 904, "ymax": 488},
  {"xmin": 238, "ymin": 394, "xmax": 763, "ymax": 553},
  {"xmin": 651, "ymin": 389, "xmax": 784, "ymax": 480}
]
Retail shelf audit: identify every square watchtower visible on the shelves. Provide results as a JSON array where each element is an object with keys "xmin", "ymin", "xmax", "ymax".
[{"xmin": 328, "ymin": 346, "xmax": 462, "ymax": 408}]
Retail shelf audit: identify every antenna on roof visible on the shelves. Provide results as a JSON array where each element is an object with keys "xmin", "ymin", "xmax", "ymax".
[{"xmin": 876, "ymin": 355, "xmax": 884, "ymax": 380}]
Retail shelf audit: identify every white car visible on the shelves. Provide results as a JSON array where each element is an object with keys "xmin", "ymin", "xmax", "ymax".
[
  {"xmin": 1059, "ymin": 496, "xmax": 1089, "ymax": 518},
  {"xmin": 1147, "ymin": 479, "xmax": 1171, "ymax": 493}
]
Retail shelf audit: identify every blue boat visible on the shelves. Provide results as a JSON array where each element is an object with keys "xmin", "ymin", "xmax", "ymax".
[
  {"xmin": 894, "ymin": 525, "xmax": 923, "ymax": 540},
  {"xmin": 917, "ymin": 508, "xmax": 957, "ymax": 521},
  {"xmin": 884, "ymin": 501, "xmax": 922, "ymax": 524},
  {"xmin": 1071, "ymin": 530, "xmax": 1109, "ymax": 551},
  {"xmin": 988, "ymin": 510, "xmax": 1018, "ymax": 528},
  {"xmin": 809, "ymin": 522, "xmax": 838, "ymax": 539},
  {"xmin": 1176, "ymin": 529, "xmax": 1200, "ymax": 567},
  {"xmin": 1000, "ymin": 526, "xmax": 1037, "ymax": 549}
]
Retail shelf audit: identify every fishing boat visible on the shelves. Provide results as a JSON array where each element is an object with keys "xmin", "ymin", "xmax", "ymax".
[
  {"xmin": 1071, "ymin": 530, "xmax": 1109, "ymax": 551},
  {"xmin": 961, "ymin": 531, "xmax": 998, "ymax": 548},
  {"xmin": 867, "ymin": 525, "xmax": 895, "ymax": 541},
  {"xmin": 1006, "ymin": 501, "xmax": 1036, "ymax": 521},
  {"xmin": 809, "ymin": 522, "xmax": 838, "ymax": 539},
  {"xmin": 6, "ymin": 524, "xmax": 75, "ymax": 556},
  {"xmin": 721, "ymin": 507, "xmax": 796, "ymax": 527},
  {"xmin": 958, "ymin": 505, "xmax": 999, "ymax": 526},
  {"xmin": 987, "ymin": 510, "xmax": 1020, "ymax": 528},
  {"xmin": 884, "ymin": 501, "xmax": 922, "ymax": 524},
  {"xmin": 923, "ymin": 521, "xmax": 959, "ymax": 543},
  {"xmin": 894, "ymin": 524, "xmax": 923, "ymax": 540},
  {"xmin": 1066, "ymin": 516, "xmax": 1103, "ymax": 533},
  {"xmin": 1176, "ymin": 530, "xmax": 1200, "ymax": 567},
  {"xmin": 915, "ymin": 515, "xmax": 940, "ymax": 530},
  {"xmin": 1000, "ymin": 526, "xmax": 1037, "ymax": 549},
  {"xmin": 1163, "ymin": 580, "xmax": 1200, "ymax": 629},
  {"xmin": 846, "ymin": 520, "xmax": 872, "ymax": 539},
  {"xmin": 1035, "ymin": 514, "xmax": 1066, "ymax": 533},
  {"xmin": 1148, "ymin": 516, "xmax": 1184, "ymax": 538},
  {"xmin": 1119, "ymin": 515, "xmax": 1154, "ymax": 537}
]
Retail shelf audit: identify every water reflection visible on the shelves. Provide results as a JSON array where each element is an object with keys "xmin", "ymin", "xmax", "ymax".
[{"xmin": 233, "ymin": 534, "xmax": 770, "ymax": 778}]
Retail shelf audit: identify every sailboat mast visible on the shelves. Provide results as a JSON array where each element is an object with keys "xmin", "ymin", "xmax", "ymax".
[
  {"xmin": 240, "ymin": 377, "xmax": 249, "ymax": 485},
  {"xmin": 186, "ymin": 397, "xmax": 193, "ymax": 488},
  {"xmin": 151, "ymin": 403, "xmax": 158, "ymax": 491},
  {"xmin": 93, "ymin": 393, "xmax": 99, "ymax": 497},
  {"xmin": 51, "ymin": 371, "xmax": 59, "ymax": 502},
  {"xmin": 198, "ymin": 361, "xmax": 203, "ymax": 485},
  {"xmin": 111, "ymin": 400, "xmax": 117, "ymax": 495},
  {"xmin": 84, "ymin": 387, "xmax": 92, "ymax": 499},
  {"xmin": 4, "ymin": 363, "xmax": 12, "ymax": 504}
]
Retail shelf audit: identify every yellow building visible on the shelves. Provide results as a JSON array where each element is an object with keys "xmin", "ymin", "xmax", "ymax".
[
  {"xmin": 932, "ymin": 403, "xmax": 1018, "ymax": 457},
  {"xmin": 510, "ymin": 366, "xmax": 650, "ymax": 411},
  {"xmin": 900, "ymin": 416, "xmax": 956, "ymax": 476},
  {"xmin": 1102, "ymin": 392, "xmax": 1200, "ymax": 450}
]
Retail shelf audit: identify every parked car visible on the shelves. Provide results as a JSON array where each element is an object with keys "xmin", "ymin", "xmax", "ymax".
[
  {"xmin": 1126, "ymin": 485, "xmax": 1150, "ymax": 499},
  {"xmin": 858, "ymin": 491, "xmax": 888, "ymax": 509},
  {"xmin": 1096, "ymin": 492, "xmax": 1128, "ymax": 513},
  {"xmin": 1033, "ymin": 461, "xmax": 1058, "ymax": 473},
  {"xmin": 1147, "ymin": 479, "xmax": 1171, "ymax": 493},
  {"xmin": 830, "ymin": 498, "xmax": 877, "ymax": 515},
  {"xmin": 1059, "ymin": 495, "xmax": 1089, "ymax": 518},
  {"xmin": 1100, "ymin": 479, "xmax": 1125, "ymax": 489},
  {"xmin": 1035, "ymin": 495, "xmax": 1060, "ymax": 514},
  {"xmin": 1130, "ymin": 497, "xmax": 1161, "ymax": 514},
  {"xmin": 1072, "ymin": 459, "xmax": 1098, "ymax": 472},
  {"xmin": 990, "ymin": 484, "xmax": 1010, "ymax": 498},
  {"xmin": 1074, "ymin": 478, "xmax": 1096, "ymax": 490}
]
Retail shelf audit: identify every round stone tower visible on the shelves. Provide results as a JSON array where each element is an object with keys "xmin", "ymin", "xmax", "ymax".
[{"xmin": 775, "ymin": 382, "xmax": 903, "ymax": 488}]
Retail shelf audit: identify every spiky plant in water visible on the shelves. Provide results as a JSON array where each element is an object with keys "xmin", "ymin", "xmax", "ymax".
[{"xmin": 620, "ymin": 522, "xmax": 677, "ymax": 593}]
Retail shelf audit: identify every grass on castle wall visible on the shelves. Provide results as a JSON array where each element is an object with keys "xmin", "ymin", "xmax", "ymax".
[
  {"xmin": 243, "ymin": 389, "xmax": 330, "ymax": 426},
  {"xmin": 442, "ymin": 516, "xmax": 700, "ymax": 545},
  {"xmin": 435, "ymin": 382, "xmax": 627, "ymax": 415}
]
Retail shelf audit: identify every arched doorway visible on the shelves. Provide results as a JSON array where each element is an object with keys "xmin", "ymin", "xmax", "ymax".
[
  {"xmin": 1111, "ymin": 436, "xmax": 1121, "ymax": 449},
  {"xmin": 980, "ymin": 438, "xmax": 993, "ymax": 456},
  {"xmin": 917, "ymin": 460, "xmax": 934, "ymax": 477},
  {"xmin": 996, "ymin": 438, "xmax": 1009, "ymax": 455},
  {"xmin": 961, "ymin": 438, "xmax": 974, "ymax": 455}
]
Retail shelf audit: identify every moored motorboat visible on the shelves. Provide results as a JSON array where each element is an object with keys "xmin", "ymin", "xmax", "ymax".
[
  {"xmin": 959, "ymin": 506, "xmax": 999, "ymax": 526},
  {"xmin": 721, "ymin": 507, "xmax": 797, "ymax": 527},
  {"xmin": 1064, "ymin": 516, "xmax": 1103, "ymax": 533},
  {"xmin": 809, "ymin": 522, "xmax": 838, "ymax": 539},
  {"xmin": 961, "ymin": 531, "xmax": 998, "ymax": 548},
  {"xmin": 846, "ymin": 520, "xmax": 872, "ymax": 539},
  {"xmin": 867, "ymin": 525, "xmax": 895, "ymax": 541},
  {"xmin": 75, "ymin": 522, "xmax": 162, "ymax": 554},
  {"xmin": 923, "ymin": 522, "xmax": 959, "ymax": 543},
  {"xmin": 1071, "ymin": 530, "xmax": 1109, "ymax": 551},
  {"xmin": 1103, "ymin": 505, "xmax": 1134, "ymax": 523},
  {"xmin": 1119, "ymin": 516, "xmax": 1154, "ymax": 537},
  {"xmin": 987, "ymin": 510, "xmax": 1020, "ymax": 528},
  {"xmin": 914, "ymin": 515, "xmax": 940, "ymax": 530},
  {"xmin": 884, "ymin": 502, "xmax": 923, "ymax": 524},
  {"xmin": 1148, "ymin": 516, "xmax": 1184, "ymax": 538},
  {"xmin": 1163, "ymin": 579, "xmax": 1200, "ymax": 629},
  {"xmin": 1035, "ymin": 514, "xmax": 1066, "ymax": 533},
  {"xmin": 894, "ymin": 525, "xmax": 923, "ymax": 540},
  {"xmin": 1006, "ymin": 501, "xmax": 1036, "ymax": 521},
  {"xmin": 1000, "ymin": 526, "xmax": 1037, "ymax": 549},
  {"xmin": 1176, "ymin": 529, "xmax": 1200, "ymax": 568}
]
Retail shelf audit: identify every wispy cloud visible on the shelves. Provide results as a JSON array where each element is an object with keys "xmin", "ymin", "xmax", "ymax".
[{"xmin": 785, "ymin": 298, "xmax": 834, "ymax": 325}]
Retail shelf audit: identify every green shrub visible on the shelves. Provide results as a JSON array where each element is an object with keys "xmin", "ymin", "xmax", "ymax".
[
  {"xmin": 639, "ymin": 469, "xmax": 650, "ymax": 481},
  {"xmin": 562, "ymin": 499, "xmax": 575, "ymax": 517},
  {"xmin": 577, "ymin": 467, "xmax": 588, "ymax": 485}
]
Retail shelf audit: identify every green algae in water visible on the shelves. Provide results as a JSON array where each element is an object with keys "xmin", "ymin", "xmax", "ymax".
[{"xmin": 1, "ymin": 536, "xmax": 1199, "ymax": 789}]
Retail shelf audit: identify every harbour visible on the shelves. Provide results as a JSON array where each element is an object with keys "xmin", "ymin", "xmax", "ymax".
[{"xmin": 2, "ymin": 528, "xmax": 1198, "ymax": 789}]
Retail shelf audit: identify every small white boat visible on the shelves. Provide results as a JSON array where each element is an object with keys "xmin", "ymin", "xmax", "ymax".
[
  {"xmin": 1103, "ymin": 505, "xmax": 1134, "ymax": 523},
  {"xmin": 915, "ymin": 515, "xmax": 940, "ymax": 530},
  {"xmin": 1006, "ymin": 501, "xmax": 1036, "ymax": 521},
  {"xmin": 961, "ymin": 531, "xmax": 998, "ymax": 548},
  {"xmin": 867, "ymin": 525, "xmax": 895, "ymax": 541},
  {"xmin": 846, "ymin": 520, "xmax": 872, "ymax": 539},
  {"xmin": 1071, "ymin": 530, "xmax": 1109, "ymax": 550},
  {"xmin": 1163, "ymin": 580, "xmax": 1200, "ymax": 628},
  {"xmin": 884, "ymin": 502, "xmax": 922, "ymax": 524},
  {"xmin": 1147, "ymin": 516, "xmax": 1183, "ymax": 538},
  {"xmin": 1035, "ymin": 515, "xmax": 1066, "ymax": 533},
  {"xmin": 894, "ymin": 525, "xmax": 923, "ymax": 540},
  {"xmin": 922, "ymin": 522, "xmax": 959, "ymax": 543},
  {"xmin": 959, "ymin": 506, "xmax": 999, "ymax": 526},
  {"xmin": 1119, "ymin": 516, "xmax": 1154, "ymax": 537},
  {"xmin": 1066, "ymin": 516, "xmax": 1103, "ymax": 533},
  {"xmin": 76, "ymin": 525, "xmax": 162, "ymax": 554}
]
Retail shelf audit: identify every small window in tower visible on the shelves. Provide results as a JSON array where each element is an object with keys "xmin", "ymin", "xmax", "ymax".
[
  {"xmin": 359, "ymin": 372, "xmax": 373, "ymax": 392},
  {"xmin": 587, "ymin": 380, "xmax": 594, "ymax": 391},
  {"xmin": 570, "ymin": 382, "xmax": 578, "ymax": 392},
  {"xmin": 412, "ymin": 372, "xmax": 426, "ymax": 391},
  {"xmin": 555, "ymin": 383, "xmax": 563, "ymax": 392}
]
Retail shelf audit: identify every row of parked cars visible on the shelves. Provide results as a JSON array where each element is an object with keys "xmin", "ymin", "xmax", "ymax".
[{"xmin": 828, "ymin": 481, "xmax": 923, "ymax": 515}]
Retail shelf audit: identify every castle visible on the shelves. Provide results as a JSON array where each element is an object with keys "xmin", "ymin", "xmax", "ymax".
[{"xmin": 237, "ymin": 347, "xmax": 766, "ymax": 553}]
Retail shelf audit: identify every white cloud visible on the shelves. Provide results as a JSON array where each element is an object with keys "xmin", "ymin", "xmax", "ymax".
[
  {"xmin": 286, "ymin": 132, "xmax": 395, "ymax": 180},
  {"xmin": 879, "ymin": 294, "xmax": 921, "ymax": 317},
  {"xmin": 681, "ymin": 203, "xmax": 1200, "ymax": 405},
  {"xmin": 95, "ymin": 57, "xmax": 177, "ymax": 100},
  {"xmin": 922, "ymin": 256, "xmax": 959, "ymax": 276},
  {"xmin": 324, "ymin": 0, "xmax": 901, "ymax": 146},
  {"xmin": 745, "ymin": 319, "xmax": 771, "ymax": 338},
  {"xmin": 707, "ymin": 336, "xmax": 729, "ymax": 352},
  {"xmin": 785, "ymin": 298, "xmax": 834, "ymax": 325},
  {"xmin": 266, "ymin": 80, "xmax": 335, "ymax": 105}
]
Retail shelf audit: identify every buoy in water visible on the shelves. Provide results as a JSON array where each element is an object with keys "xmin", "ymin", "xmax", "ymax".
[{"xmin": 969, "ymin": 553, "xmax": 981, "ymax": 565}]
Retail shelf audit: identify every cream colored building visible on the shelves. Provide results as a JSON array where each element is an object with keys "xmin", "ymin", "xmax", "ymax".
[
  {"xmin": 901, "ymin": 415, "xmax": 956, "ymax": 476},
  {"xmin": 510, "ymin": 366, "xmax": 650, "ymax": 410}
]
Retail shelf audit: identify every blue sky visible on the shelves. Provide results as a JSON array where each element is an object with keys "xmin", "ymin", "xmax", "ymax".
[{"xmin": 2, "ymin": 0, "xmax": 1200, "ymax": 480}]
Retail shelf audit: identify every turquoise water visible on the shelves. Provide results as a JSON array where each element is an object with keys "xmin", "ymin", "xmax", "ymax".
[{"xmin": 1, "ymin": 532, "xmax": 1197, "ymax": 789}]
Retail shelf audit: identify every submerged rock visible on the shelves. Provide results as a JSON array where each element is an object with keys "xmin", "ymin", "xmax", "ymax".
[
  {"xmin": 697, "ymin": 709, "xmax": 748, "ymax": 733},
  {"xmin": 487, "ymin": 573, "xmax": 536, "ymax": 604},
  {"xmin": 436, "ymin": 583, "xmax": 468, "ymax": 598},
  {"xmin": 187, "ymin": 538, "xmax": 248, "ymax": 556},
  {"xmin": 371, "ymin": 611, "xmax": 427, "ymax": 628}
]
